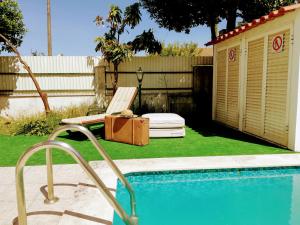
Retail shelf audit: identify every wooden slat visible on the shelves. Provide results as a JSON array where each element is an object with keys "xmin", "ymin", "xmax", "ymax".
[
  {"xmin": 106, "ymin": 87, "xmax": 137, "ymax": 114},
  {"xmin": 215, "ymin": 50, "xmax": 227, "ymax": 123},
  {"xmin": 227, "ymin": 46, "xmax": 240, "ymax": 128},
  {"xmin": 264, "ymin": 30, "xmax": 290, "ymax": 146},
  {"xmin": 244, "ymin": 38, "xmax": 264, "ymax": 135},
  {"xmin": 106, "ymin": 73, "xmax": 193, "ymax": 89}
]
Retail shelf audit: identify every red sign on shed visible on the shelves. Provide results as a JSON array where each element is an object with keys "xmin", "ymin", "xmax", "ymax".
[
  {"xmin": 228, "ymin": 48, "xmax": 236, "ymax": 62},
  {"xmin": 272, "ymin": 34, "xmax": 284, "ymax": 53}
]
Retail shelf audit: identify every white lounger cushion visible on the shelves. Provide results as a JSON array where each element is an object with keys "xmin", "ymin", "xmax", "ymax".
[
  {"xmin": 149, "ymin": 128, "xmax": 185, "ymax": 137},
  {"xmin": 142, "ymin": 113, "xmax": 185, "ymax": 128}
]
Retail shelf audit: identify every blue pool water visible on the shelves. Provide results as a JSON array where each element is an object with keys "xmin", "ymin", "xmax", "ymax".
[{"xmin": 113, "ymin": 167, "xmax": 300, "ymax": 225}]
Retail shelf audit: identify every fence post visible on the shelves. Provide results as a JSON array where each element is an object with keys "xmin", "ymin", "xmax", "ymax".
[{"xmin": 94, "ymin": 65, "xmax": 107, "ymax": 109}]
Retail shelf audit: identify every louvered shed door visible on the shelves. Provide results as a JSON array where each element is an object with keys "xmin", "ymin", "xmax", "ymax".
[
  {"xmin": 226, "ymin": 46, "xmax": 240, "ymax": 128},
  {"xmin": 216, "ymin": 50, "xmax": 227, "ymax": 123},
  {"xmin": 264, "ymin": 30, "xmax": 290, "ymax": 146},
  {"xmin": 244, "ymin": 38, "xmax": 264, "ymax": 136}
]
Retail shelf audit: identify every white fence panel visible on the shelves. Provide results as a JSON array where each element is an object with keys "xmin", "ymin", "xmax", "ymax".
[
  {"xmin": 0, "ymin": 74, "xmax": 95, "ymax": 91},
  {"xmin": 0, "ymin": 56, "xmax": 99, "ymax": 93},
  {"xmin": 0, "ymin": 56, "xmax": 100, "ymax": 73}
]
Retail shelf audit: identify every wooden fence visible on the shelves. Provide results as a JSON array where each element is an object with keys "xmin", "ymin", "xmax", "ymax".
[
  {"xmin": 0, "ymin": 56, "xmax": 213, "ymax": 117},
  {"xmin": 100, "ymin": 56, "xmax": 213, "ymax": 118},
  {"xmin": 104, "ymin": 56, "xmax": 212, "ymax": 92}
]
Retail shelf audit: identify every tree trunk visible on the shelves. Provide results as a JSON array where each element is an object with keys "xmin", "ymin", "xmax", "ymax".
[
  {"xmin": 226, "ymin": 10, "xmax": 236, "ymax": 31},
  {"xmin": 0, "ymin": 33, "xmax": 51, "ymax": 115},
  {"xmin": 209, "ymin": 20, "xmax": 218, "ymax": 40},
  {"xmin": 112, "ymin": 63, "xmax": 119, "ymax": 95},
  {"xmin": 226, "ymin": 1, "xmax": 238, "ymax": 32}
]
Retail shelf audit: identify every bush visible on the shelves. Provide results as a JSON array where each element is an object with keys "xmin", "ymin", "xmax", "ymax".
[
  {"xmin": 0, "ymin": 103, "xmax": 91, "ymax": 136},
  {"xmin": 15, "ymin": 119, "xmax": 51, "ymax": 136}
]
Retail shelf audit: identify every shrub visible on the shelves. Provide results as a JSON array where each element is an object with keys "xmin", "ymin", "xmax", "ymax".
[
  {"xmin": 15, "ymin": 119, "xmax": 51, "ymax": 136},
  {"xmin": 0, "ymin": 103, "xmax": 91, "ymax": 136}
]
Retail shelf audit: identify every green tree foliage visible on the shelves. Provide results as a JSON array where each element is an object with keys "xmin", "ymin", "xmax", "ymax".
[
  {"xmin": 140, "ymin": 0, "xmax": 295, "ymax": 40},
  {"xmin": 95, "ymin": 3, "xmax": 162, "ymax": 94},
  {"xmin": 0, "ymin": 0, "xmax": 26, "ymax": 53},
  {"xmin": 239, "ymin": 0, "xmax": 295, "ymax": 23},
  {"xmin": 140, "ymin": 0, "xmax": 221, "ymax": 40},
  {"xmin": 157, "ymin": 42, "xmax": 204, "ymax": 57}
]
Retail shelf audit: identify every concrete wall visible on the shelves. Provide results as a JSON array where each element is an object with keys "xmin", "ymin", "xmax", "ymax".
[{"xmin": 0, "ymin": 95, "xmax": 95, "ymax": 118}]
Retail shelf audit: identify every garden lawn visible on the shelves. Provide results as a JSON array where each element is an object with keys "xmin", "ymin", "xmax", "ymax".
[{"xmin": 0, "ymin": 125, "xmax": 293, "ymax": 167}]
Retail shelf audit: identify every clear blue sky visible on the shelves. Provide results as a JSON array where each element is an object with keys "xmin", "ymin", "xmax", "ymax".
[{"xmin": 15, "ymin": 0, "xmax": 221, "ymax": 56}]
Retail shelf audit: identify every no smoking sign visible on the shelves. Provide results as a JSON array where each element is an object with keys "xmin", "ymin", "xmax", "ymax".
[
  {"xmin": 272, "ymin": 34, "xmax": 284, "ymax": 53},
  {"xmin": 228, "ymin": 48, "xmax": 236, "ymax": 62}
]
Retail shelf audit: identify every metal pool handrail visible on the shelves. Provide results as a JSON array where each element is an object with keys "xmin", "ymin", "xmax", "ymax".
[
  {"xmin": 45, "ymin": 124, "xmax": 137, "ymax": 217},
  {"xmin": 16, "ymin": 140, "xmax": 138, "ymax": 225}
]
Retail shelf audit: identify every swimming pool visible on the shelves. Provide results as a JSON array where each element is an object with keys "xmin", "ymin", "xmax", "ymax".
[{"xmin": 113, "ymin": 167, "xmax": 300, "ymax": 225}]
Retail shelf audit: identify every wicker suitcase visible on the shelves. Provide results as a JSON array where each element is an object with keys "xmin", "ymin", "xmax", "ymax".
[{"xmin": 105, "ymin": 115, "xmax": 149, "ymax": 146}]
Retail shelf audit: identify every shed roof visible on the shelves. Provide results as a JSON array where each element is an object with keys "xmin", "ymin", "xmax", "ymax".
[{"xmin": 206, "ymin": 3, "xmax": 300, "ymax": 46}]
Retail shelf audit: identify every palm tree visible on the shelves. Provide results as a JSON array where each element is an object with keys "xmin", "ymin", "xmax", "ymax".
[{"xmin": 95, "ymin": 3, "xmax": 161, "ymax": 94}]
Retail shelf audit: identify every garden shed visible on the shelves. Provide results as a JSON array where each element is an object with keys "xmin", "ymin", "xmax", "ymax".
[{"xmin": 206, "ymin": 4, "xmax": 300, "ymax": 151}]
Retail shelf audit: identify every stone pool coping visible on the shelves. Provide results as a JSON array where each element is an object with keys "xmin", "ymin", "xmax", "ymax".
[
  {"xmin": 1, "ymin": 153, "xmax": 300, "ymax": 225},
  {"xmin": 91, "ymin": 153, "xmax": 300, "ymax": 174}
]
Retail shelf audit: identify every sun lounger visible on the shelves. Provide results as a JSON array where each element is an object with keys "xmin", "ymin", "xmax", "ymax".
[{"xmin": 61, "ymin": 87, "xmax": 137, "ymax": 125}]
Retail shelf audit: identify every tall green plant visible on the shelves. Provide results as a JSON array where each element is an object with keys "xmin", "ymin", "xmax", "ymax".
[{"xmin": 95, "ymin": 3, "xmax": 162, "ymax": 94}]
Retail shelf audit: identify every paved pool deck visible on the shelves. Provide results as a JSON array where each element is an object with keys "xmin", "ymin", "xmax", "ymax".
[{"xmin": 1, "ymin": 154, "xmax": 300, "ymax": 225}]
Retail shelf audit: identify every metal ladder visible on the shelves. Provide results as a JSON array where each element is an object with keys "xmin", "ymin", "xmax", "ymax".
[{"xmin": 15, "ymin": 124, "xmax": 138, "ymax": 225}]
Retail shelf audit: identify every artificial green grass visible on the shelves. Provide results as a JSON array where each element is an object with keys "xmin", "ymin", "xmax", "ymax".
[{"xmin": 0, "ymin": 124, "xmax": 293, "ymax": 167}]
